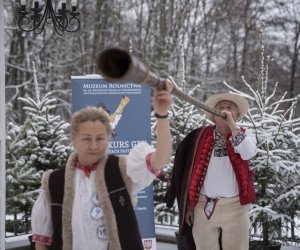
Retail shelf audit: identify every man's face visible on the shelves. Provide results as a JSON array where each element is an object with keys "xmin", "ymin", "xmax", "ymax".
[{"xmin": 214, "ymin": 100, "xmax": 240, "ymax": 121}]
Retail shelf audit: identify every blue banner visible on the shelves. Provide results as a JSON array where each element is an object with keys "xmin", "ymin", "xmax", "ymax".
[{"xmin": 71, "ymin": 75, "xmax": 157, "ymax": 250}]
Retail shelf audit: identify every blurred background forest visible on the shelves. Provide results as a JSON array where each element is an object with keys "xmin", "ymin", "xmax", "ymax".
[{"xmin": 4, "ymin": 0, "xmax": 300, "ymax": 123}]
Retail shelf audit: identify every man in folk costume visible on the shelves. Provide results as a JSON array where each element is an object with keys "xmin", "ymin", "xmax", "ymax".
[{"xmin": 164, "ymin": 93, "xmax": 257, "ymax": 250}]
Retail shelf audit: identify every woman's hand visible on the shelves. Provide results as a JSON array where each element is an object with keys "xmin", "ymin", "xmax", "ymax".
[
  {"xmin": 35, "ymin": 242, "xmax": 49, "ymax": 250},
  {"xmin": 150, "ymin": 79, "xmax": 173, "ymax": 171},
  {"xmin": 152, "ymin": 79, "xmax": 173, "ymax": 116}
]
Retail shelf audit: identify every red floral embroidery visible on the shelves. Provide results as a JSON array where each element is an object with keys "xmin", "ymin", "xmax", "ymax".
[
  {"xmin": 32, "ymin": 234, "xmax": 52, "ymax": 246},
  {"xmin": 189, "ymin": 135, "xmax": 214, "ymax": 208},
  {"xmin": 76, "ymin": 162, "xmax": 97, "ymax": 177},
  {"xmin": 226, "ymin": 140, "xmax": 250, "ymax": 197},
  {"xmin": 146, "ymin": 152, "xmax": 161, "ymax": 177}
]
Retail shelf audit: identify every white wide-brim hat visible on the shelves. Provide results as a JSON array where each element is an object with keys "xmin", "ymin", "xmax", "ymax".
[{"xmin": 204, "ymin": 93, "xmax": 249, "ymax": 122}]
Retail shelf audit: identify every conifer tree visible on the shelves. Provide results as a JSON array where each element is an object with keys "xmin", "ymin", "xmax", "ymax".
[
  {"xmin": 6, "ymin": 64, "xmax": 71, "ymax": 232},
  {"xmin": 223, "ymin": 45, "xmax": 300, "ymax": 245}
]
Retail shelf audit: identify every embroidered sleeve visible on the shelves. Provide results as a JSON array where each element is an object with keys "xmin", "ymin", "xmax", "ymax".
[
  {"xmin": 231, "ymin": 129, "xmax": 257, "ymax": 160},
  {"xmin": 230, "ymin": 130, "xmax": 246, "ymax": 147},
  {"xmin": 32, "ymin": 234, "xmax": 52, "ymax": 246},
  {"xmin": 31, "ymin": 190, "xmax": 53, "ymax": 245},
  {"xmin": 146, "ymin": 152, "xmax": 161, "ymax": 177},
  {"xmin": 126, "ymin": 142, "xmax": 157, "ymax": 194}
]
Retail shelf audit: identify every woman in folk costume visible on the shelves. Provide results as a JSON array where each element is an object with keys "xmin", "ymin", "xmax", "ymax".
[
  {"xmin": 164, "ymin": 93, "xmax": 257, "ymax": 250},
  {"xmin": 31, "ymin": 80, "xmax": 173, "ymax": 250}
]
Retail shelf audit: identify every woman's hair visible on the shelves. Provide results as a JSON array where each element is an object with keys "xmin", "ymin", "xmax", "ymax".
[{"xmin": 70, "ymin": 107, "xmax": 112, "ymax": 137}]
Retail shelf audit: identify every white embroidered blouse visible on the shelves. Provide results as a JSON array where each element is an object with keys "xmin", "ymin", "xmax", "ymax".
[{"xmin": 31, "ymin": 142, "xmax": 157, "ymax": 249}]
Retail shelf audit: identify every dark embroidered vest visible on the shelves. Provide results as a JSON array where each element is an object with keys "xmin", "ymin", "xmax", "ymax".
[{"xmin": 48, "ymin": 155, "xmax": 143, "ymax": 250}]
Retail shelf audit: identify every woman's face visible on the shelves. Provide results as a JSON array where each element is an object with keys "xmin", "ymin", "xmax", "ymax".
[{"xmin": 72, "ymin": 120, "xmax": 110, "ymax": 166}]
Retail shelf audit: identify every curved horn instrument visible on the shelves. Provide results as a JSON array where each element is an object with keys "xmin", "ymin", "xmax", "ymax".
[{"xmin": 96, "ymin": 47, "xmax": 226, "ymax": 119}]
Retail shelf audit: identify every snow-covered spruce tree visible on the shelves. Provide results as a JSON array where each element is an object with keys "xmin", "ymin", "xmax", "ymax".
[
  {"xmin": 6, "ymin": 64, "xmax": 71, "ymax": 233},
  {"xmin": 223, "ymin": 46, "xmax": 300, "ymax": 245},
  {"xmin": 153, "ymin": 43, "xmax": 207, "ymax": 225}
]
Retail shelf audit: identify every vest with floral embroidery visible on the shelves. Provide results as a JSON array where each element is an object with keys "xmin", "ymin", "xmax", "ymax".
[{"xmin": 189, "ymin": 126, "xmax": 256, "ymax": 208}]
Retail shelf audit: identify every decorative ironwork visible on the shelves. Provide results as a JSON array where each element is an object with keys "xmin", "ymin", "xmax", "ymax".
[{"xmin": 18, "ymin": 0, "xmax": 80, "ymax": 35}]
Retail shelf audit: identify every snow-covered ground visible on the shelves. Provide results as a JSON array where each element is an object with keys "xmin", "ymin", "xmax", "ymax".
[
  {"xmin": 157, "ymin": 242, "xmax": 300, "ymax": 250},
  {"xmin": 157, "ymin": 241, "xmax": 177, "ymax": 250}
]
